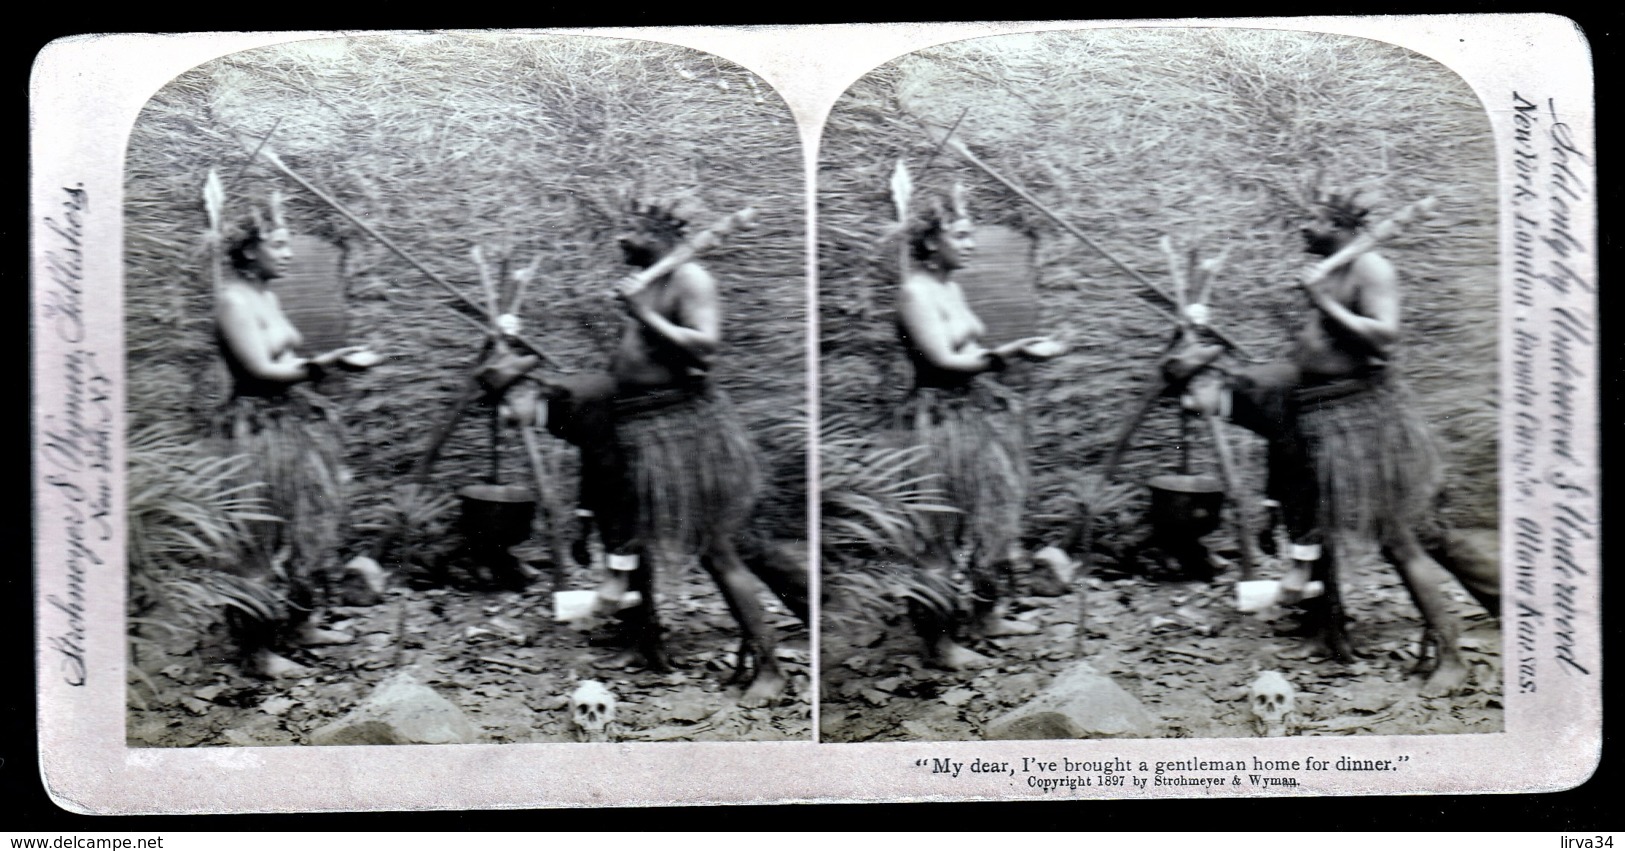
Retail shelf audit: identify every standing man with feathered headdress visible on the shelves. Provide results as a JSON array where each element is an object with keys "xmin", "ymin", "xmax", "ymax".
[
  {"xmin": 1182, "ymin": 186, "xmax": 1492, "ymax": 697},
  {"xmin": 586, "ymin": 196, "xmax": 786, "ymax": 706}
]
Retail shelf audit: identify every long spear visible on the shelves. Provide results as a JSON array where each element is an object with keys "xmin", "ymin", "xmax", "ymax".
[
  {"xmin": 916, "ymin": 121, "xmax": 1258, "ymax": 360},
  {"xmin": 242, "ymin": 139, "xmax": 556, "ymax": 365}
]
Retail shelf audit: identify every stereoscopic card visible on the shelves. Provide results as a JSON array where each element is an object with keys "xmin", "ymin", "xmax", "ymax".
[{"xmin": 30, "ymin": 18, "xmax": 1597, "ymax": 811}]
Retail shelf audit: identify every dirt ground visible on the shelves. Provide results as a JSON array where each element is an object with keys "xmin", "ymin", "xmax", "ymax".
[
  {"xmin": 819, "ymin": 534, "xmax": 1502, "ymax": 742},
  {"xmin": 127, "ymin": 555, "xmax": 811, "ymax": 747}
]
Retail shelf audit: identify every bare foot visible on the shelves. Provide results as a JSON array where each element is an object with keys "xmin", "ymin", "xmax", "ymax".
[
  {"xmin": 596, "ymin": 646, "xmax": 673, "ymax": 674},
  {"xmin": 927, "ymin": 638, "xmax": 996, "ymax": 671},
  {"xmin": 594, "ymin": 649, "xmax": 643, "ymax": 671},
  {"xmin": 1421, "ymin": 657, "xmax": 1471, "ymax": 698},
  {"xmin": 296, "ymin": 624, "xmax": 354, "ymax": 647},
  {"xmin": 1319, "ymin": 623, "xmax": 1358, "ymax": 663},
  {"xmin": 639, "ymin": 641, "xmax": 673, "ymax": 673},
  {"xmin": 739, "ymin": 667, "xmax": 787, "ymax": 708},
  {"xmin": 249, "ymin": 650, "xmax": 312, "ymax": 679}
]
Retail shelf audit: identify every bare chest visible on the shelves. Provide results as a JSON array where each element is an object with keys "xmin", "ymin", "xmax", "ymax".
[
  {"xmin": 246, "ymin": 289, "xmax": 303, "ymax": 355},
  {"xmin": 931, "ymin": 282, "xmax": 986, "ymax": 349}
]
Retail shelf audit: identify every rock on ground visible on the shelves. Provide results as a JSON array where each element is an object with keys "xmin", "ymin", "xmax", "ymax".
[
  {"xmin": 984, "ymin": 660, "xmax": 1162, "ymax": 740},
  {"xmin": 309, "ymin": 671, "xmax": 480, "ymax": 746}
]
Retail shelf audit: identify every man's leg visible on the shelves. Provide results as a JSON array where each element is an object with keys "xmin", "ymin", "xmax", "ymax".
[
  {"xmin": 583, "ymin": 425, "xmax": 650, "ymax": 629},
  {"xmin": 583, "ymin": 447, "xmax": 666, "ymax": 668},
  {"xmin": 736, "ymin": 531, "xmax": 808, "ymax": 623},
  {"xmin": 700, "ymin": 537, "xmax": 786, "ymax": 705},
  {"xmin": 621, "ymin": 546, "xmax": 670, "ymax": 672},
  {"xmin": 594, "ymin": 546, "xmax": 670, "ymax": 672},
  {"xmin": 1419, "ymin": 521, "xmax": 1501, "ymax": 616},
  {"xmin": 1306, "ymin": 534, "xmax": 1355, "ymax": 662},
  {"xmin": 1382, "ymin": 527, "xmax": 1470, "ymax": 697},
  {"xmin": 594, "ymin": 552, "xmax": 640, "ymax": 613},
  {"xmin": 1257, "ymin": 402, "xmax": 1360, "ymax": 659}
]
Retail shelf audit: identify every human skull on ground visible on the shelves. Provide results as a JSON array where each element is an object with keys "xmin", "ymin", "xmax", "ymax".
[
  {"xmin": 1247, "ymin": 670, "xmax": 1298, "ymax": 737},
  {"xmin": 569, "ymin": 680, "xmax": 617, "ymax": 742}
]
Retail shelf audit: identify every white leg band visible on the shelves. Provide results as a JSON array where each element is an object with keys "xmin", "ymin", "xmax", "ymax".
[
  {"xmin": 608, "ymin": 553, "xmax": 639, "ymax": 573},
  {"xmin": 1291, "ymin": 543, "xmax": 1322, "ymax": 562}
]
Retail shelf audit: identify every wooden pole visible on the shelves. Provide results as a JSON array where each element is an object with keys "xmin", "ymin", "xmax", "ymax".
[
  {"xmin": 519, "ymin": 425, "xmax": 571, "ymax": 588},
  {"xmin": 1206, "ymin": 413, "xmax": 1260, "ymax": 580},
  {"xmin": 1301, "ymin": 196, "xmax": 1438, "ymax": 287},
  {"xmin": 1100, "ymin": 377, "xmax": 1170, "ymax": 481},
  {"xmin": 1161, "ymin": 235, "xmax": 1189, "ymax": 317},
  {"xmin": 473, "ymin": 245, "xmax": 501, "ymax": 320},
  {"xmin": 246, "ymin": 141, "xmax": 556, "ymax": 366},
  {"xmin": 617, "ymin": 207, "xmax": 759, "ymax": 298},
  {"xmin": 508, "ymin": 255, "xmax": 542, "ymax": 315},
  {"xmin": 918, "ymin": 124, "xmax": 1258, "ymax": 359},
  {"xmin": 411, "ymin": 379, "xmax": 484, "ymax": 484},
  {"xmin": 1099, "ymin": 329, "xmax": 1186, "ymax": 479}
]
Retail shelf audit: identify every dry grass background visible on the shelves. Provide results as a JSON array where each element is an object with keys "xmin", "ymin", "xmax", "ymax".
[
  {"xmin": 818, "ymin": 28, "xmax": 1499, "ymax": 557},
  {"xmin": 125, "ymin": 34, "xmax": 808, "ymax": 552}
]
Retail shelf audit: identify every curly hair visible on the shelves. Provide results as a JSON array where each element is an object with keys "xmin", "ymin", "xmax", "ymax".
[
  {"xmin": 224, "ymin": 216, "xmax": 269, "ymax": 273},
  {"xmin": 223, "ymin": 192, "xmax": 287, "ymax": 273},
  {"xmin": 624, "ymin": 200, "xmax": 689, "ymax": 248},
  {"xmin": 907, "ymin": 201, "xmax": 951, "ymax": 262},
  {"xmin": 1314, "ymin": 189, "xmax": 1371, "ymax": 230},
  {"xmin": 907, "ymin": 186, "xmax": 970, "ymax": 262}
]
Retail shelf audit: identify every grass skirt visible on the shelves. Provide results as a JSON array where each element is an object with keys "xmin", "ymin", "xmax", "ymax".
[
  {"xmin": 895, "ymin": 376, "xmax": 1030, "ymax": 573},
  {"xmin": 1294, "ymin": 375, "xmax": 1442, "ymax": 545},
  {"xmin": 614, "ymin": 384, "xmax": 761, "ymax": 557},
  {"xmin": 213, "ymin": 387, "xmax": 346, "ymax": 632}
]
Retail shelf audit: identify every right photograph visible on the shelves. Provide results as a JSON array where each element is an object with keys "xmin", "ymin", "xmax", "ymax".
[{"xmin": 817, "ymin": 28, "xmax": 1502, "ymax": 742}]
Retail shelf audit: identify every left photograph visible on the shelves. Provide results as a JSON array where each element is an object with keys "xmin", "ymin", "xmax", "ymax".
[{"xmin": 124, "ymin": 33, "xmax": 810, "ymax": 746}]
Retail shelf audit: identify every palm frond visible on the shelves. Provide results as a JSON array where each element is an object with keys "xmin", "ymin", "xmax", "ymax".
[
  {"xmin": 127, "ymin": 422, "xmax": 283, "ymax": 650},
  {"xmin": 820, "ymin": 430, "xmax": 955, "ymax": 560}
]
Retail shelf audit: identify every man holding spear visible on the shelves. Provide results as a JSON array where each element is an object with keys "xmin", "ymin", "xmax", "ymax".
[
  {"xmin": 590, "ymin": 197, "xmax": 787, "ymax": 706},
  {"xmin": 1184, "ymin": 188, "xmax": 1475, "ymax": 697}
]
